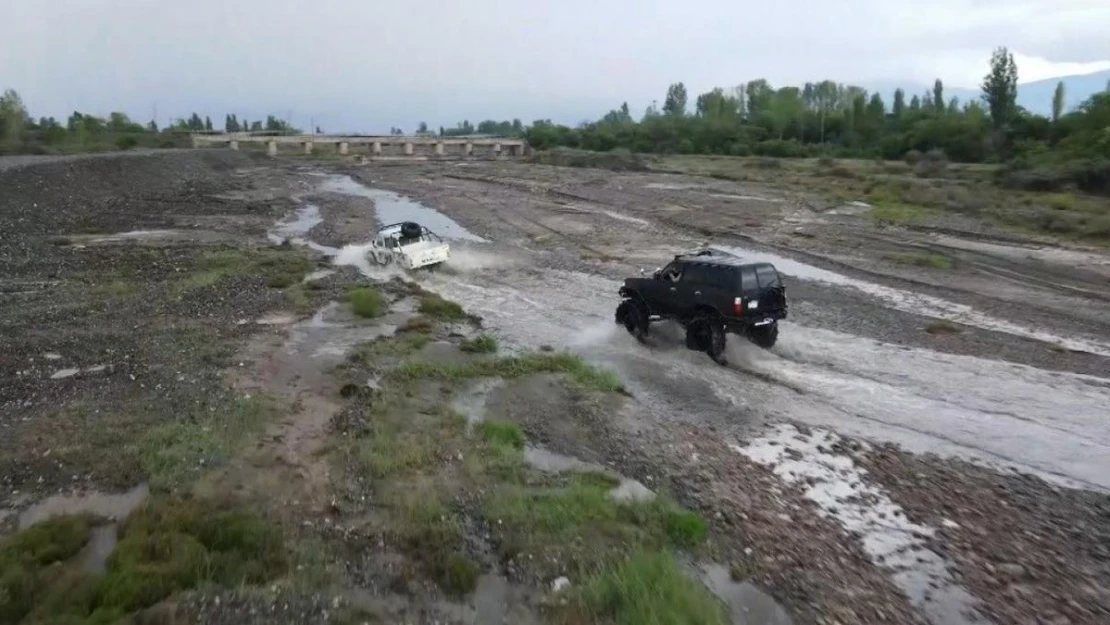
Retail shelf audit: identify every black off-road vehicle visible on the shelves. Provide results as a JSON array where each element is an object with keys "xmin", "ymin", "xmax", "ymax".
[{"xmin": 614, "ymin": 249, "xmax": 787, "ymax": 364}]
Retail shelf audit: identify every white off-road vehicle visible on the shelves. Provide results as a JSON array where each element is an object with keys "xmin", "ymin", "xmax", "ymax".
[{"xmin": 366, "ymin": 221, "xmax": 450, "ymax": 270}]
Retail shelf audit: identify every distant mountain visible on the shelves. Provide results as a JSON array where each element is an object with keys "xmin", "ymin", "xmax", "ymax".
[{"xmin": 864, "ymin": 69, "xmax": 1110, "ymax": 117}]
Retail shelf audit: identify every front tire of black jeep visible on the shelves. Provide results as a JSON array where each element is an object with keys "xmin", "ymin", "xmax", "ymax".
[
  {"xmin": 615, "ymin": 298, "xmax": 649, "ymax": 342},
  {"xmin": 747, "ymin": 321, "xmax": 779, "ymax": 349},
  {"xmin": 687, "ymin": 313, "xmax": 728, "ymax": 365}
]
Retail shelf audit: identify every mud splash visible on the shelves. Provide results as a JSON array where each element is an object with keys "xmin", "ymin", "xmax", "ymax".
[
  {"xmin": 316, "ymin": 175, "xmax": 487, "ymax": 242},
  {"xmin": 712, "ymin": 244, "xmax": 1110, "ymax": 357},
  {"xmin": 732, "ymin": 425, "xmax": 981, "ymax": 625}
]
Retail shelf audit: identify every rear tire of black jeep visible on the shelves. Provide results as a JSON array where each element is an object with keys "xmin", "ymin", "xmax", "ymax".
[
  {"xmin": 687, "ymin": 314, "xmax": 728, "ymax": 365},
  {"xmin": 747, "ymin": 321, "xmax": 779, "ymax": 349},
  {"xmin": 615, "ymin": 299, "xmax": 649, "ymax": 342}
]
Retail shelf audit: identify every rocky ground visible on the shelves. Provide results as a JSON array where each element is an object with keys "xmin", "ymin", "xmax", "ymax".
[{"xmin": 1, "ymin": 149, "xmax": 1108, "ymax": 625}]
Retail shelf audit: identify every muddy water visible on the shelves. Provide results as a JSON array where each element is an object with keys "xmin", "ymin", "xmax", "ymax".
[
  {"xmin": 734, "ymin": 425, "xmax": 981, "ymax": 625},
  {"xmin": 18, "ymin": 483, "xmax": 148, "ymax": 528},
  {"xmin": 268, "ymin": 203, "xmax": 338, "ymax": 256},
  {"xmin": 698, "ymin": 563, "xmax": 794, "ymax": 625},
  {"xmin": 316, "ymin": 175, "xmax": 487, "ymax": 242},
  {"xmin": 17, "ymin": 484, "xmax": 149, "ymax": 574},
  {"xmin": 711, "ymin": 244, "xmax": 1110, "ymax": 357},
  {"xmin": 523, "ymin": 446, "xmax": 655, "ymax": 502}
]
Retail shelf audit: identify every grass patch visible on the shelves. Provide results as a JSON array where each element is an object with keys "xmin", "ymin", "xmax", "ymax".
[
  {"xmin": 348, "ymin": 286, "xmax": 387, "ymax": 318},
  {"xmin": 924, "ymin": 320, "xmax": 964, "ymax": 335},
  {"xmin": 868, "ymin": 202, "xmax": 932, "ymax": 226},
  {"xmin": 393, "ymin": 352, "xmax": 625, "ymax": 394},
  {"xmin": 178, "ymin": 247, "xmax": 311, "ymax": 292},
  {"xmin": 0, "ymin": 498, "xmax": 285, "ymax": 625},
  {"xmin": 459, "ymin": 334, "xmax": 498, "ymax": 353},
  {"xmin": 564, "ymin": 551, "xmax": 727, "ymax": 625},
  {"xmin": 479, "ymin": 420, "xmax": 525, "ymax": 450},
  {"xmin": 418, "ymin": 292, "xmax": 466, "ymax": 320},
  {"xmin": 486, "ymin": 480, "xmax": 707, "ymax": 573},
  {"xmin": 393, "ymin": 491, "xmax": 478, "ymax": 596},
  {"xmin": 347, "ymin": 333, "xmax": 431, "ymax": 365},
  {"xmin": 139, "ymin": 395, "xmax": 277, "ymax": 491}
]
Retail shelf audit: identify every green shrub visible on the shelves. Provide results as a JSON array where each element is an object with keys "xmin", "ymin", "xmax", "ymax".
[
  {"xmin": 459, "ymin": 334, "xmax": 498, "ymax": 353},
  {"xmin": 480, "ymin": 420, "xmax": 525, "ymax": 450},
  {"xmin": 418, "ymin": 292, "xmax": 465, "ymax": 320},
  {"xmin": 349, "ymin": 286, "xmax": 387, "ymax": 318},
  {"xmin": 566, "ymin": 552, "xmax": 727, "ymax": 625}
]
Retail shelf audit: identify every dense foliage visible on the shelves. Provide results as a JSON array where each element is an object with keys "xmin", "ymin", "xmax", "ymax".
[
  {"xmin": 0, "ymin": 90, "xmax": 299, "ymax": 155},
  {"xmin": 3, "ymin": 47, "xmax": 1106, "ymax": 191}
]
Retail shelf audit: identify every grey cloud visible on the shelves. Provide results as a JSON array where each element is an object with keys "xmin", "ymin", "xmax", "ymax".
[{"xmin": 2, "ymin": 0, "xmax": 1107, "ymax": 131}]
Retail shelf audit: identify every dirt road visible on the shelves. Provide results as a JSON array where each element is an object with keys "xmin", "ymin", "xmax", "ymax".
[{"xmin": 2, "ymin": 151, "xmax": 1107, "ymax": 625}]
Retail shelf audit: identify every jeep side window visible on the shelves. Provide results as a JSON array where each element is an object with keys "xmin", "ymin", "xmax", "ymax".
[
  {"xmin": 660, "ymin": 262, "xmax": 683, "ymax": 282},
  {"xmin": 740, "ymin": 265, "xmax": 757, "ymax": 294},
  {"xmin": 683, "ymin": 264, "xmax": 707, "ymax": 284},
  {"xmin": 755, "ymin": 264, "xmax": 782, "ymax": 289}
]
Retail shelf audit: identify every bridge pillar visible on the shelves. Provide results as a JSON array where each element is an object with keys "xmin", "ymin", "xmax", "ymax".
[
  {"xmin": 303, "ymin": 141, "xmax": 313, "ymax": 155},
  {"xmin": 267, "ymin": 140, "xmax": 277, "ymax": 156},
  {"xmin": 464, "ymin": 142, "xmax": 473, "ymax": 157},
  {"xmin": 514, "ymin": 144, "xmax": 525, "ymax": 157},
  {"xmin": 435, "ymin": 142, "xmax": 444, "ymax": 156},
  {"xmin": 494, "ymin": 143, "xmax": 502, "ymax": 158},
  {"xmin": 229, "ymin": 140, "xmax": 239, "ymax": 151},
  {"xmin": 404, "ymin": 142, "xmax": 413, "ymax": 156},
  {"xmin": 191, "ymin": 135, "xmax": 201, "ymax": 149},
  {"xmin": 372, "ymin": 141, "xmax": 381, "ymax": 155},
  {"xmin": 338, "ymin": 141, "xmax": 349, "ymax": 155}
]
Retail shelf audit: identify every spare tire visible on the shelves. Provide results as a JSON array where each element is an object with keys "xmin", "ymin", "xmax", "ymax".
[{"xmin": 400, "ymin": 222, "xmax": 422, "ymax": 239}]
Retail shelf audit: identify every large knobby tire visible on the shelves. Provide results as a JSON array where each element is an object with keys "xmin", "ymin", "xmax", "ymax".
[
  {"xmin": 615, "ymin": 298, "xmax": 649, "ymax": 342},
  {"xmin": 747, "ymin": 321, "xmax": 779, "ymax": 349},
  {"xmin": 686, "ymin": 314, "xmax": 728, "ymax": 365}
]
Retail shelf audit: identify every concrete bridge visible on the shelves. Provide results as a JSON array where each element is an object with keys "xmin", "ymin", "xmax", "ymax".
[{"xmin": 191, "ymin": 133, "xmax": 529, "ymax": 159}]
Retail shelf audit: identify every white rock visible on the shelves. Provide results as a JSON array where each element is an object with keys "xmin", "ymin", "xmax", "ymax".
[{"xmin": 552, "ymin": 576, "xmax": 571, "ymax": 593}]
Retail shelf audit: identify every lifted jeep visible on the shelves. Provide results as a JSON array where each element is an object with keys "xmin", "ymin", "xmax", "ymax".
[{"xmin": 614, "ymin": 249, "xmax": 788, "ymax": 364}]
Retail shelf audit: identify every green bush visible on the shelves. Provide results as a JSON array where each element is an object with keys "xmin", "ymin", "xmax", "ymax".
[
  {"xmin": 480, "ymin": 420, "xmax": 525, "ymax": 450},
  {"xmin": 418, "ymin": 292, "xmax": 465, "ymax": 320},
  {"xmin": 349, "ymin": 286, "xmax": 387, "ymax": 318},
  {"xmin": 459, "ymin": 334, "xmax": 498, "ymax": 353}
]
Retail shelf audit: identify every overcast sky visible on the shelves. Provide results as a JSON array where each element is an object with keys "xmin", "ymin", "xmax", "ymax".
[{"xmin": 3, "ymin": 0, "xmax": 1109, "ymax": 132}]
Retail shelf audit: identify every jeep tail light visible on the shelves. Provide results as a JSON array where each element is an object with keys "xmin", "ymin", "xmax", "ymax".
[{"xmin": 733, "ymin": 297, "xmax": 743, "ymax": 316}]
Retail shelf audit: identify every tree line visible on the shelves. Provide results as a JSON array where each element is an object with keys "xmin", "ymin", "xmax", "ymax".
[
  {"xmin": 0, "ymin": 92, "xmax": 300, "ymax": 154},
  {"xmin": 512, "ymin": 47, "xmax": 1109, "ymax": 171}
]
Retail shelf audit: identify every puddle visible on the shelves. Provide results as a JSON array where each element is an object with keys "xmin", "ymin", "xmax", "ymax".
[
  {"xmin": 712, "ymin": 244, "xmax": 1110, "ymax": 357},
  {"xmin": 523, "ymin": 446, "xmax": 654, "ymax": 502},
  {"xmin": 89, "ymin": 229, "xmax": 180, "ymax": 243},
  {"xmin": 698, "ymin": 563, "xmax": 794, "ymax": 625},
  {"xmin": 601, "ymin": 210, "xmax": 651, "ymax": 227},
  {"xmin": 473, "ymin": 574, "xmax": 509, "ymax": 624},
  {"xmin": 825, "ymin": 200, "xmax": 872, "ymax": 215},
  {"xmin": 286, "ymin": 301, "xmax": 398, "ymax": 359},
  {"xmin": 315, "ymin": 174, "xmax": 487, "ymax": 242},
  {"xmin": 707, "ymin": 193, "xmax": 784, "ymax": 203},
  {"xmin": 19, "ymin": 483, "xmax": 148, "ymax": 528},
  {"xmin": 50, "ymin": 368, "xmax": 80, "ymax": 379},
  {"xmin": 645, "ymin": 182, "xmax": 697, "ymax": 190},
  {"xmin": 43, "ymin": 352, "xmax": 62, "ymax": 360},
  {"xmin": 303, "ymin": 269, "xmax": 336, "ymax": 282},
  {"xmin": 80, "ymin": 526, "xmax": 117, "ymax": 573},
  {"xmin": 453, "ymin": 379, "xmax": 504, "ymax": 431},
  {"xmin": 255, "ymin": 313, "xmax": 298, "ymax": 325},
  {"xmin": 267, "ymin": 204, "xmax": 338, "ymax": 256},
  {"xmin": 732, "ymin": 425, "xmax": 980, "ymax": 625}
]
